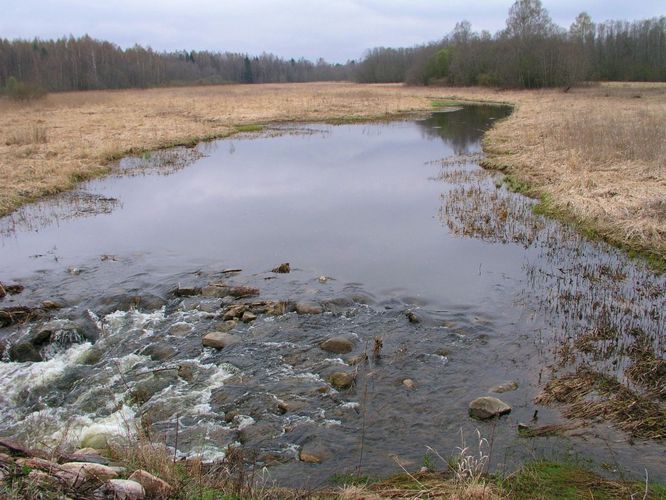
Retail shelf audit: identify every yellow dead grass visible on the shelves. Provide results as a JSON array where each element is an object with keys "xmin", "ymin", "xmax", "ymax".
[{"xmin": 1, "ymin": 81, "xmax": 664, "ymax": 264}]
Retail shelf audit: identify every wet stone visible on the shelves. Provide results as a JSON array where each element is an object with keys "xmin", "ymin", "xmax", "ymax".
[
  {"xmin": 241, "ymin": 311, "xmax": 257, "ymax": 323},
  {"xmin": 299, "ymin": 441, "xmax": 331, "ymax": 464},
  {"xmin": 490, "ymin": 381, "xmax": 519, "ymax": 393},
  {"xmin": 140, "ymin": 343, "xmax": 177, "ymax": 361},
  {"xmin": 469, "ymin": 396, "xmax": 512, "ymax": 420},
  {"xmin": 402, "ymin": 378, "xmax": 416, "ymax": 389},
  {"xmin": 174, "ymin": 286, "xmax": 200, "ymax": 297},
  {"xmin": 201, "ymin": 284, "xmax": 231, "ymax": 298},
  {"xmin": 329, "ymin": 371, "xmax": 355, "ymax": 390},
  {"xmin": 272, "ymin": 262, "xmax": 291, "ymax": 273},
  {"xmin": 320, "ymin": 336, "xmax": 354, "ymax": 354},
  {"xmin": 8, "ymin": 342, "xmax": 42, "ymax": 362},
  {"xmin": 202, "ymin": 332, "xmax": 240, "ymax": 349},
  {"xmin": 296, "ymin": 302, "xmax": 323, "ymax": 315},
  {"xmin": 168, "ymin": 322, "xmax": 192, "ymax": 337},
  {"xmin": 229, "ymin": 286, "xmax": 260, "ymax": 298}
]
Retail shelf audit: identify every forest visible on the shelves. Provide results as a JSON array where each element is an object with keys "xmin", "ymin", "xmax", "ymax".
[
  {"xmin": 356, "ymin": 3, "xmax": 666, "ymax": 87},
  {"xmin": 1, "ymin": 0, "xmax": 665, "ymax": 93}
]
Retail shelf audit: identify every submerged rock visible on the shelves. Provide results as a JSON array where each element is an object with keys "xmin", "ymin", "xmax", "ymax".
[
  {"xmin": 201, "ymin": 284, "xmax": 231, "ymax": 298},
  {"xmin": 469, "ymin": 397, "xmax": 512, "ymax": 420},
  {"xmin": 174, "ymin": 285, "xmax": 201, "ymax": 297},
  {"xmin": 241, "ymin": 311, "xmax": 257, "ymax": 323},
  {"xmin": 202, "ymin": 332, "xmax": 240, "ymax": 350},
  {"xmin": 490, "ymin": 381, "xmax": 519, "ymax": 393},
  {"xmin": 8, "ymin": 342, "xmax": 42, "ymax": 362},
  {"xmin": 320, "ymin": 336, "xmax": 354, "ymax": 354},
  {"xmin": 296, "ymin": 302, "xmax": 323, "ymax": 315},
  {"xmin": 329, "ymin": 371, "xmax": 355, "ymax": 389},
  {"xmin": 272, "ymin": 263, "xmax": 291, "ymax": 273},
  {"xmin": 299, "ymin": 441, "xmax": 330, "ymax": 464},
  {"xmin": 140, "ymin": 343, "xmax": 177, "ymax": 361},
  {"xmin": 228, "ymin": 286, "xmax": 260, "ymax": 298},
  {"xmin": 402, "ymin": 378, "xmax": 416, "ymax": 389}
]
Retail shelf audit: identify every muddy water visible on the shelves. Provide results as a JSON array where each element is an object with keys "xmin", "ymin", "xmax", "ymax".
[{"xmin": 1, "ymin": 107, "xmax": 664, "ymax": 488}]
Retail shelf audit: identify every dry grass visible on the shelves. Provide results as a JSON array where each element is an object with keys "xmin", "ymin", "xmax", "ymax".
[
  {"xmin": 480, "ymin": 82, "xmax": 666, "ymax": 266},
  {"xmin": 1, "ymin": 81, "xmax": 665, "ymax": 265}
]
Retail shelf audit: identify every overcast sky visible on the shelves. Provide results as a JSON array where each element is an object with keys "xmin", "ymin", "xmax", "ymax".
[{"xmin": 1, "ymin": 1, "xmax": 663, "ymax": 63}]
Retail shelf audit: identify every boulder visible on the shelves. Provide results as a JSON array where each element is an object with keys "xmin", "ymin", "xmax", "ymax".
[
  {"xmin": 223, "ymin": 304, "xmax": 246, "ymax": 320},
  {"xmin": 202, "ymin": 332, "xmax": 240, "ymax": 350},
  {"xmin": 178, "ymin": 364, "xmax": 195, "ymax": 382},
  {"xmin": 228, "ymin": 286, "xmax": 260, "ymax": 298},
  {"xmin": 174, "ymin": 286, "xmax": 200, "ymax": 297},
  {"xmin": 60, "ymin": 462, "xmax": 118, "ymax": 481},
  {"xmin": 140, "ymin": 343, "xmax": 177, "ymax": 361},
  {"xmin": 329, "ymin": 371, "xmax": 355, "ymax": 390},
  {"xmin": 402, "ymin": 379, "xmax": 416, "ymax": 389},
  {"xmin": 80, "ymin": 432, "xmax": 112, "ymax": 450},
  {"xmin": 95, "ymin": 479, "xmax": 145, "ymax": 499},
  {"xmin": 299, "ymin": 442, "xmax": 330, "ymax": 464},
  {"xmin": 272, "ymin": 263, "xmax": 291, "ymax": 273},
  {"xmin": 8, "ymin": 342, "xmax": 42, "ymax": 362},
  {"xmin": 405, "ymin": 310, "xmax": 421, "ymax": 324},
  {"xmin": 490, "ymin": 381, "xmax": 519, "ymax": 394},
  {"xmin": 296, "ymin": 302, "xmax": 323, "ymax": 315},
  {"xmin": 167, "ymin": 322, "xmax": 191, "ymax": 337},
  {"xmin": 128, "ymin": 470, "xmax": 172, "ymax": 498},
  {"xmin": 41, "ymin": 300, "xmax": 62, "ymax": 310},
  {"xmin": 201, "ymin": 285, "xmax": 231, "ymax": 298},
  {"xmin": 241, "ymin": 311, "xmax": 257, "ymax": 323},
  {"xmin": 320, "ymin": 336, "xmax": 353, "ymax": 354},
  {"xmin": 347, "ymin": 353, "xmax": 368, "ymax": 365},
  {"xmin": 469, "ymin": 397, "xmax": 512, "ymax": 420}
]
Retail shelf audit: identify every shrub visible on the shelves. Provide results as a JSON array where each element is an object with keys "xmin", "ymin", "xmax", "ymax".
[{"xmin": 5, "ymin": 77, "xmax": 48, "ymax": 101}]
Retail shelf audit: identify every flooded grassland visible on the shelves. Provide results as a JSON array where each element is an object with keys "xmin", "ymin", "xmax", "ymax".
[{"xmin": 0, "ymin": 106, "xmax": 664, "ymax": 491}]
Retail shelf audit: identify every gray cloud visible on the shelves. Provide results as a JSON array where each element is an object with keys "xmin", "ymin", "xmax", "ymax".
[{"xmin": 1, "ymin": 1, "xmax": 663, "ymax": 62}]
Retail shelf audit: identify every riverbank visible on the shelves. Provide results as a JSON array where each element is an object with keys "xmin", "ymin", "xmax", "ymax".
[
  {"xmin": 2, "ymin": 436, "xmax": 664, "ymax": 499},
  {"xmin": 1, "ymin": 81, "xmax": 664, "ymax": 268}
]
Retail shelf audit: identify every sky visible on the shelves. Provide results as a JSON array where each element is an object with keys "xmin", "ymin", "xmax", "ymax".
[{"xmin": 1, "ymin": 0, "xmax": 663, "ymax": 63}]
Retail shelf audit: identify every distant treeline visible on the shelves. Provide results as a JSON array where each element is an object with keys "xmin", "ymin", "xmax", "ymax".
[
  {"xmin": 355, "ymin": 1, "xmax": 666, "ymax": 88},
  {"xmin": 2, "ymin": 0, "xmax": 665, "ymax": 93},
  {"xmin": 0, "ymin": 36, "xmax": 354, "ymax": 92}
]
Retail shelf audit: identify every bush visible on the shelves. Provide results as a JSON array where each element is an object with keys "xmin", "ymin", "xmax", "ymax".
[{"xmin": 5, "ymin": 77, "xmax": 48, "ymax": 101}]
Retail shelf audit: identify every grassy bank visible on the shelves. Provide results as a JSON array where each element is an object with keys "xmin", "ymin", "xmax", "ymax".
[{"xmin": 1, "ymin": 81, "xmax": 664, "ymax": 267}]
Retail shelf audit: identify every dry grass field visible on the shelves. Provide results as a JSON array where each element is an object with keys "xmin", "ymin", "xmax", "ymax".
[{"xmin": 1, "ymin": 81, "xmax": 664, "ymax": 265}]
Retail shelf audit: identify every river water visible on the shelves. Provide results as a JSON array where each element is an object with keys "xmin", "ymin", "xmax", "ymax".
[{"xmin": 0, "ymin": 106, "xmax": 664, "ymax": 488}]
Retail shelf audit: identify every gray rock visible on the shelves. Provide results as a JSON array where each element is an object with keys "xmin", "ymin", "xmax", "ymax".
[
  {"xmin": 174, "ymin": 286, "xmax": 200, "ymax": 297},
  {"xmin": 168, "ymin": 322, "xmax": 192, "ymax": 337},
  {"xmin": 202, "ymin": 332, "xmax": 240, "ymax": 349},
  {"xmin": 60, "ymin": 462, "xmax": 118, "ymax": 481},
  {"xmin": 296, "ymin": 302, "xmax": 323, "ymax": 315},
  {"xmin": 241, "ymin": 311, "xmax": 257, "ymax": 323},
  {"xmin": 490, "ymin": 381, "xmax": 519, "ymax": 394},
  {"xmin": 272, "ymin": 263, "xmax": 290, "ymax": 273},
  {"xmin": 201, "ymin": 285, "xmax": 231, "ymax": 298},
  {"xmin": 95, "ymin": 479, "xmax": 145, "ymax": 499},
  {"xmin": 320, "ymin": 336, "xmax": 353, "ymax": 354},
  {"xmin": 299, "ymin": 441, "xmax": 331, "ymax": 464},
  {"xmin": 8, "ymin": 342, "xmax": 42, "ymax": 362},
  {"xmin": 329, "ymin": 371, "xmax": 355, "ymax": 389},
  {"xmin": 469, "ymin": 397, "xmax": 512, "ymax": 420},
  {"xmin": 228, "ymin": 286, "xmax": 260, "ymax": 298},
  {"xmin": 128, "ymin": 470, "xmax": 172, "ymax": 498},
  {"xmin": 140, "ymin": 343, "xmax": 177, "ymax": 361},
  {"xmin": 402, "ymin": 378, "xmax": 416, "ymax": 389}
]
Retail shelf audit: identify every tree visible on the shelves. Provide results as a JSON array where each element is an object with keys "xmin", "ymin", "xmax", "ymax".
[{"xmin": 505, "ymin": 0, "xmax": 555, "ymax": 39}]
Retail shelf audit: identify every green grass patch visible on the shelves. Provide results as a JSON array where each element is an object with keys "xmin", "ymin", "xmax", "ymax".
[
  {"xmin": 503, "ymin": 461, "xmax": 663, "ymax": 499},
  {"xmin": 234, "ymin": 124, "xmax": 264, "ymax": 133},
  {"xmin": 329, "ymin": 473, "xmax": 375, "ymax": 487}
]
